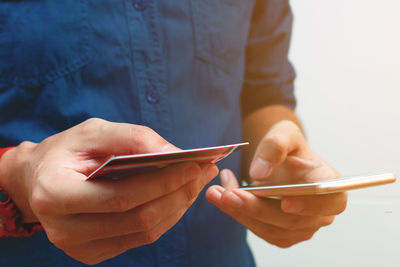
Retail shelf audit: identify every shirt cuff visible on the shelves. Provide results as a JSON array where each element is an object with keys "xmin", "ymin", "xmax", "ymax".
[{"xmin": 0, "ymin": 147, "xmax": 44, "ymax": 238}]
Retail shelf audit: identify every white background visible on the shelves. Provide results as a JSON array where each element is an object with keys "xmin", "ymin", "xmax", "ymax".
[{"xmin": 248, "ymin": 0, "xmax": 400, "ymax": 266}]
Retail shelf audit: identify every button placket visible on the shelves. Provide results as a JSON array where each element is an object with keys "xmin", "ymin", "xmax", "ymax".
[
  {"xmin": 125, "ymin": 0, "xmax": 173, "ymax": 140},
  {"xmin": 146, "ymin": 88, "xmax": 160, "ymax": 104}
]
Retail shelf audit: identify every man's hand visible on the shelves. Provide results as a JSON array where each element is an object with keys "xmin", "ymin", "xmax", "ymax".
[
  {"xmin": 206, "ymin": 120, "xmax": 347, "ymax": 248},
  {"xmin": 0, "ymin": 118, "xmax": 218, "ymax": 265}
]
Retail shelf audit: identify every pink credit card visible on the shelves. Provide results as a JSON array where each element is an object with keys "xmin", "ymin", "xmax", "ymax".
[{"xmin": 87, "ymin": 142, "xmax": 249, "ymax": 180}]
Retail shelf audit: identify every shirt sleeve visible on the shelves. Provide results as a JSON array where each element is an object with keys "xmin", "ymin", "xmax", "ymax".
[{"xmin": 241, "ymin": 0, "xmax": 296, "ymax": 117}]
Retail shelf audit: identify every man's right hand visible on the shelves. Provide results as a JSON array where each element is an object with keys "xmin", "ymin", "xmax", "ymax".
[{"xmin": 0, "ymin": 118, "xmax": 219, "ymax": 265}]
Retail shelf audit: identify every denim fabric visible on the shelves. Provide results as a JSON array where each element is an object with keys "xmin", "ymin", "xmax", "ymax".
[{"xmin": 0, "ymin": 0, "xmax": 295, "ymax": 266}]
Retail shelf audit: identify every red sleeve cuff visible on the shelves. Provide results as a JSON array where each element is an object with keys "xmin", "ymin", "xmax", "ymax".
[
  {"xmin": 0, "ymin": 147, "xmax": 13, "ymax": 158},
  {"xmin": 0, "ymin": 146, "xmax": 44, "ymax": 238}
]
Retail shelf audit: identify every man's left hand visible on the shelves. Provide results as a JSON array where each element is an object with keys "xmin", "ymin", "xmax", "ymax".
[{"xmin": 206, "ymin": 120, "xmax": 347, "ymax": 248}]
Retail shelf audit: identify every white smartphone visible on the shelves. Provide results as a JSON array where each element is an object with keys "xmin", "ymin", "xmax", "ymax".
[{"xmin": 240, "ymin": 173, "xmax": 396, "ymax": 197}]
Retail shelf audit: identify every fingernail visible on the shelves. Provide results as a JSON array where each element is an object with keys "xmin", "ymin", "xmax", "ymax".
[
  {"xmin": 249, "ymin": 158, "xmax": 272, "ymax": 180},
  {"xmin": 223, "ymin": 191, "xmax": 243, "ymax": 208},
  {"xmin": 282, "ymin": 199, "xmax": 304, "ymax": 213},
  {"xmin": 203, "ymin": 164, "xmax": 218, "ymax": 183}
]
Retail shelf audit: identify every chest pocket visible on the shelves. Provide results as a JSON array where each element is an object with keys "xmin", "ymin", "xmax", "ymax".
[
  {"xmin": 0, "ymin": 0, "xmax": 89, "ymax": 88},
  {"xmin": 190, "ymin": 0, "xmax": 254, "ymax": 74}
]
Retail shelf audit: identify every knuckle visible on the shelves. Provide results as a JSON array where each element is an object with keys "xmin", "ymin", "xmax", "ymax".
[
  {"xmin": 264, "ymin": 135, "xmax": 287, "ymax": 157},
  {"xmin": 108, "ymin": 195, "xmax": 131, "ymax": 212},
  {"xmin": 156, "ymin": 164, "xmax": 201, "ymax": 197},
  {"xmin": 129, "ymin": 125, "xmax": 163, "ymax": 153},
  {"xmin": 297, "ymin": 230, "xmax": 317, "ymax": 243},
  {"xmin": 85, "ymin": 117, "xmax": 105, "ymax": 126},
  {"xmin": 81, "ymin": 258, "xmax": 102, "ymax": 266},
  {"xmin": 137, "ymin": 125, "xmax": 155, "ymax": 135},
  {"xmin": 79, "ymin": 118, "xmax": 106, "ymax": 135},
  {"xmin": 273, "ymin": 239, "xmax": 295, "ymax": 249},
  {"xmin": 142, "ymin": 229, "xmax": 161, "ymax": 245},
  {"xmin": 184, "ymin": 181, "xmax": 199, "ymax": 202},
  {"xmin": 19, "ymin": 141, "xmax": 36, "ymax": 151},
  {"xmin": 162, "ymin": 168, "xmax": 186, "ymax": 192},
  {"xmin": 135, "ymin": 209, "xmax": 157, "ymax": 230},
  {"xmin": 284, "ymin": 216, "xmax": 304, "ymax": 230},
  {"xmin": 264, "ymin": 225, "xmax": 283, "ymax": 237},
  {"xmin": 47, "ymin": 229, "xmax": 75, "ymax": 248},
  {"xmin": 66, "ymin": 249, "xmax": 108, "ymax": 265},
  {"xmin": 88, "ymin": 250, "xmax": 121, "ymax": 265},
  {"xmin": 285, "ymin": 120, "xmax": 302, "ymax": 134},
  {"xmin": 180, "ymin": 163, "xmax": 201, "ymax": 184},
  {"xmin": 162, "ymin": 178, "xmax": 177, "ymax": 194},
  {"xmin": 133, "ymin": 125, "xmax": 156, "ymax": 144},
  {"xmin": 321, "ymin": 216, "xmax": 335, "ymax": 226},
  {"xmin": 303, "ymin": 231, "xmax": 315, "ymax": 241}
]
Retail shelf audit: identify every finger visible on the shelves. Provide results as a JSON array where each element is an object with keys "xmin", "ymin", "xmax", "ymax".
[
  {"xmin": 69, "ymin": 118, "xmax": 178, "ymax": 156},
  {"xmin": 61, "ymin": 205, "xmax": 189, "ymax": 265},
  {"xmin": 206, "ymin": 186, "xmax": 326, "ymax": 230},
  {"xmin": 249, "ymin": 121, "xmax": 305, "ymax": 181},
  {"xmin": 34, "ymin": 162, "xmax": 217, "ymax": 215},
  {"xmin": 225, "ymin": 213, "xmax": 319, "ymax": 248},
  {"xmin": 251, "ymin": 223, "xmax": 319, "ymax": 249},
  {"xmin": 206, "ymin": 187, "xmax": 330, "ymax": 248},
  {"xmin": 45, "ymin": 171, "xmax": 210, "ymax": 243},
  {"xmin": 281, "ymin": 192, "xmax": 348, "ymax": 216},
  {"xmin": 220, "ymin": 169, "xmax": 239, "ymax": 189}
]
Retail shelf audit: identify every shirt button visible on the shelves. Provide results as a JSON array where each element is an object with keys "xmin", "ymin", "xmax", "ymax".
[
  {"xmin": 133, "ymin": 0, "xmax": 147, "ymax": 11},
  {"xmin": 146, "ymin": 89, "xmax": 160, "ymax": 104}
]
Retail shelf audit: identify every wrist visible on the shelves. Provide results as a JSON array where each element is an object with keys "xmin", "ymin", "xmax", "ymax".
[
  {"xmin": 0, "ymin": 142, "xmax": 38, "ymax": 223},
  {"xmin": 0, "ymin": 147, "xmax": 17, "ymax": 195},
  {"xmin": 0, "ymin": 143, "xmax": 43, "ymax": 238}
]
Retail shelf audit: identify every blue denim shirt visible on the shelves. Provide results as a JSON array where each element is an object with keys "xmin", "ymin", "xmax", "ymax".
[{"xmin": 0, "ymin": 0, "xmax": 295, "ymax": 266}]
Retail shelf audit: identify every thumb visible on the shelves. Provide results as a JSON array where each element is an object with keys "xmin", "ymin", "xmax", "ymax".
[
  {"xmin": 249, "ymin": 121, "xmax": 304, "ymax": 182},
  {"xmin": 70, "ymin": 118, "xmax": 179, "ymax": 156}
]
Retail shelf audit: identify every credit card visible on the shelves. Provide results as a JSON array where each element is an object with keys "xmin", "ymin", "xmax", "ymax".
[{"xmin": 87, "ymin": 142, "xmax": 249, "ymax": 180}]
